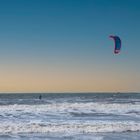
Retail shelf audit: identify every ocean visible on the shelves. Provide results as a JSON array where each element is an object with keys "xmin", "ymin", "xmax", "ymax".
[{"xmin": 0, "ymin": 93, "xmax": 140, "ymax": 140}]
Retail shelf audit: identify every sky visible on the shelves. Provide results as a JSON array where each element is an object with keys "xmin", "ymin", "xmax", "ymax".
[{"xmin": 0, "ymin": 0, "xmax": 140, "ymax": 93}]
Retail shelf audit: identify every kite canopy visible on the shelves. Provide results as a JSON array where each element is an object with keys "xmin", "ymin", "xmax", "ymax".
[{"xmin": 110, "ymin": 35, "xmax": 121, "ymax": 54}]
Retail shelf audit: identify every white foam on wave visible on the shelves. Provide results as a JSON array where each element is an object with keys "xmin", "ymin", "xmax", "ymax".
[
  {"xmin": 0, "ymin": 102, "xmax": 140, "ymax": 117},
  {"xmin": 0, "ymin": 121, "xmax": 140, "ymax": 134}
]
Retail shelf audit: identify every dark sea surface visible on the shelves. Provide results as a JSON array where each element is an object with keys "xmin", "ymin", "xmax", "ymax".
[{"xmin": 0, "ymin": 93, "xmax": 140, "ymax": 140}]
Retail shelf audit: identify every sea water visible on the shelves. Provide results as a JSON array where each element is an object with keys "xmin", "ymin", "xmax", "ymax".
[{"xmin": 0, "ymin": 93, "xmax": 140, "ymax": 140}]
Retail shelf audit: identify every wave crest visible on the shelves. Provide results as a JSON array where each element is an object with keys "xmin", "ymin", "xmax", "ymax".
[{"xmin": 0, "ymin": 121, "xmax": 140, "ymax": 134}]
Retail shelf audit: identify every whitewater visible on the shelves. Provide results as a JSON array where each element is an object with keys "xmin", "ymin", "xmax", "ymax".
[{"xmin": 0, "ymin": 93, "xmax": 140, "ymax": 140}]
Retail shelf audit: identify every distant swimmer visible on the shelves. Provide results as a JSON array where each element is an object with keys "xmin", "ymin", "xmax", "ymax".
[{"xmin": 39, "ymin": 95, "xmax": 42, "ymax": 100}]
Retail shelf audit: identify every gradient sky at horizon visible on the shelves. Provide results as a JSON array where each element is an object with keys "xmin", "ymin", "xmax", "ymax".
[{"xmin": 0, "ymin": 0, "xmax": 140, "ymax": 92}]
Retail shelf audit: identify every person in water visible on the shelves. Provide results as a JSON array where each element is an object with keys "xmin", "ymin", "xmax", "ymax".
[{"xmin": 39, "ymin": 95, "xmax": 42, "ymax": 100}]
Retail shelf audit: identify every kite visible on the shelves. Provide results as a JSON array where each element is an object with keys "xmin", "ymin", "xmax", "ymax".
[{"xmin": 110, "ymin": 35, "xmax": 121, "ymax": 54}]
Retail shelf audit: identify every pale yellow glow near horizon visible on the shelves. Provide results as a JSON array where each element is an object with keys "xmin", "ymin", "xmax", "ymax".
[{"xmin": 0, "ymin": 66, "xmax": 139, "ymax": 93}]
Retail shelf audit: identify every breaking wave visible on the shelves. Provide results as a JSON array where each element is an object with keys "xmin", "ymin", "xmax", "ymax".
[
  {"xmin": 0, "ymin": 102, "xmax": 140, "ymax": 117},
  {"xmin": 0, "ymin": 121, "xmax": 140, "ymax": 134}
]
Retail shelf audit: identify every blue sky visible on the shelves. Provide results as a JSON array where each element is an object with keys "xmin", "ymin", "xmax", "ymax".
[{"xmin": 0, "ymin": 0, "xmax": 140, "ymax": 92}]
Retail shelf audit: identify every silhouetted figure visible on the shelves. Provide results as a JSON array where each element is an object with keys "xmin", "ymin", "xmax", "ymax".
[{"xmin": 39, "ymin": 95, "xmax": 42, "ymax": 100}]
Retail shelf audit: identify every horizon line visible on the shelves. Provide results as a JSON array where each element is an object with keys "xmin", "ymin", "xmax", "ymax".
[{"xmin": 0, "ymin": 91, "xmax": 139, "ymax": 94}]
